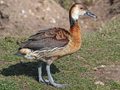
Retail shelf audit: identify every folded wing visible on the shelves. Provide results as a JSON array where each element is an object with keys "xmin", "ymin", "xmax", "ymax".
[{"xmin": 19, "ymin": 27, "xmax": 70, "ymax": 50}]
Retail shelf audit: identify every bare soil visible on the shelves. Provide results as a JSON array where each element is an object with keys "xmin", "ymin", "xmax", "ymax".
[
  {"xmin": 0, "ymin": 0, "xmax": 69, "ymax": 38},
  {"xmin": 94, "ymin": 65, "xmax": 120, "ymax": 83}
]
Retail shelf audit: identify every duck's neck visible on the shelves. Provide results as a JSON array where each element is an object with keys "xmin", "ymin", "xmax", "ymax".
[
  {"xmin": 69, "ymin": 22, "xmax": 81, "ymax": 33},
  {"xmin": 69, "ymin": 16, "xmax": 78, "ymax": 28},
  {"xmin": 69, "ymin": 7, "xmax": 79, "ymax": 28},
  {"xmin": 69, "ymin": 14, "xmax": 81, "ymax": 35}
]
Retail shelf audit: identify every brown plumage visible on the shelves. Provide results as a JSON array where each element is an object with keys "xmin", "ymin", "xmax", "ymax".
[
  {"xmin": 19, "ymin": 27, "xmax": 70, "ymax": 51},
  {"xmin": 15, "ymin": 3, "xmax": 97, "ymax": 87}
]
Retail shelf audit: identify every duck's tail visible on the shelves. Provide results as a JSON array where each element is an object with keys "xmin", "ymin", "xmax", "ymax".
[{"xmin": 14, "ymin": 48, "xmax": 31, "ymax": 56}]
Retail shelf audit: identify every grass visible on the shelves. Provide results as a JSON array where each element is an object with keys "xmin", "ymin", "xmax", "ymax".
[{"xmin": 0, "ymin": 17, "xmax": 120, "ymax": 90}]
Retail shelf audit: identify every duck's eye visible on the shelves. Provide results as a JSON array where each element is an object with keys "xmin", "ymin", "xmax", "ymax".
[{"xmin": 80, "ymin": 7, "xmax": 83, "ymax": 9}]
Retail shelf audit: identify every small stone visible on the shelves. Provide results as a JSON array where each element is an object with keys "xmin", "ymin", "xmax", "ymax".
[
  {"xmin": 46, "ymin": 7, "xmax": 50, "ymax": 11},
  {"xmin": 31, "ymin": 12, "xmax": 34, "ymax": 16},
  {"xmin": 50, "ymin": 18, "xmax": 56, "ymax": 23},
  {"xmin": 21, "ymin": 9, "xmax": 25, "ymax": 14},
  {"xmin": 93, "ymin": 67, "xmax": 98, "ymax": 71},
  {"xmin": 116, "ymin": 44, "xmax": 120, "ymax": 46},
  {"xmin": 95, "ymin": 81, "xmax": 101, "ymax": 84},
  {"xmin": 100, "ymin": 82, "xmax": 104, "ymax": 85},
  {"xmin": 100, "ymin": 65, "xmax": 106, "ymax": 68},
  {"xmin": 94, "ymin": 81, "xmax": 104, "ymax": 85}
]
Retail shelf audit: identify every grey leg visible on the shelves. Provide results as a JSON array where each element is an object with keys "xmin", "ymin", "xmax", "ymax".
[
  {"xmin": 38, "ymin": 62, "xmax": 49, "ymax": 83},
  {"xmin": 46, "ymin": 65, "xmax": 68, "ymax": 87}
]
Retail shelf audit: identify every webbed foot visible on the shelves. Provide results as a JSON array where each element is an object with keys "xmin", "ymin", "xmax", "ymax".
[{"xmin": 50, "ymin": 83, "xmax": 68, "ymax": 87}]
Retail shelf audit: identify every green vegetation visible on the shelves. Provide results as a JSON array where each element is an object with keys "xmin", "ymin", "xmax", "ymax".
[
  {"xmin": 55, "ymin": 0, "xmax": 97, "ymax": 10},
  {"xmin": 55, "ymin": 0, "xmax": 76, "ymax": 11},
  {"xmin": 0, "ymin": 17, "xmax": 120, "ymax": 90}
]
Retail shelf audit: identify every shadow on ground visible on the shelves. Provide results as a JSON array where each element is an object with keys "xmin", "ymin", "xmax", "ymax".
[{"xmin": 1, "ymin": 61, "xmax": 60, "ymax": 81}]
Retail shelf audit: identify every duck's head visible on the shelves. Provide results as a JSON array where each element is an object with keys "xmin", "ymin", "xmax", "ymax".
[{"xmin": 69, "ymin": 3, "xmax": 97, "ymax": 27}]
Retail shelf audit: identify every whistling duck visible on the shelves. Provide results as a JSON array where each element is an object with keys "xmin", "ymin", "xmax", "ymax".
[{"xmin": 15, "ymin": 3, "xmax": 97, "ymax": 87}]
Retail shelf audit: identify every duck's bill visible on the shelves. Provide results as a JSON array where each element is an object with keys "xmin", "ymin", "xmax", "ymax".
[{"xmin": 84, "ymin": 10, "xmax": 97, "ymax": 18}]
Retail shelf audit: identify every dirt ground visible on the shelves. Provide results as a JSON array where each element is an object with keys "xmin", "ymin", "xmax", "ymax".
[
  {"xmin": 94, "ymin": 65, "xmax": 120, "ymax": 83},
  {"xmin": 0, "ymin": 0, "xmax": 69, "ymax": 38},
  {"xmin": 0, "ymin": 0, "xmax": 120, "ymax": 84}
]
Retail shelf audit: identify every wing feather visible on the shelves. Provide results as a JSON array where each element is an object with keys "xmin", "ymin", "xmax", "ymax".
[{"xmin": 19, "ymin": 27, "xmax": 70, "ymax": 50}]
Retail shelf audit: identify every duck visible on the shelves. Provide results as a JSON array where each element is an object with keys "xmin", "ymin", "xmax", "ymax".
[{"xmin": 14, "ymin": 3, "xmax": 97, "ymax": 87}]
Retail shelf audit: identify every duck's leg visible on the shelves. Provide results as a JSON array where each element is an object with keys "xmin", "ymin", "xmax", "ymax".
[
  {"xmin": 46, "ymin": 65, "xmax": 68, "ymax": 87},
  {"xmin": 38, "ymin": 61, "xmax": 49, "ymax": 83}
]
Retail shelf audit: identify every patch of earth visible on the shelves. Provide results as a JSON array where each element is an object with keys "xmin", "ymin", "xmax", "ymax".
[
  {"xmin": 94, "ymin": 65, "xmax": 120, "ymax": 83},
  {"xmin": 0, "ymin": 0, "xmax": 69, "ymax": 38},
  {"xmin": 0, "ymin": 59, "xmax": 6, "ymax": 68}
]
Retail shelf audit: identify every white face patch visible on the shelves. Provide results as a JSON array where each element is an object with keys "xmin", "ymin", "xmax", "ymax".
[
  {"xmin": 72, "ymin": 5, "xmax": 79, "ymax": 20},
  {"xmin": 81, "ymin": 11, "xmax": 86, "ymax": 15}
]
